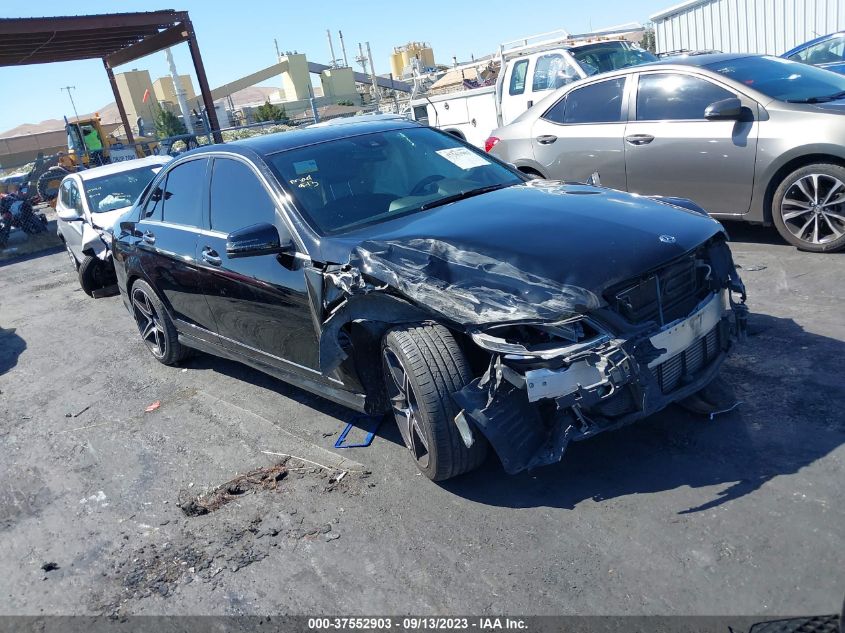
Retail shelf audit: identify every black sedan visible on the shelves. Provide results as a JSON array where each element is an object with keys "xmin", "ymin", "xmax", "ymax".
[{"xmin": 112, "ymin": 118, "xmax": 748, "ymax": 481}]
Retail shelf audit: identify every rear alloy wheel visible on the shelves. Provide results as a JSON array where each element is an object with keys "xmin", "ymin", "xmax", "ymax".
[
  {"xmin": 381, "ymin": 324, "xmax": 487, "ymax": 481},
  {"xmin": 773, "ymin": 164, "xmax": 845, "ymax": 252},
  {"xmin": 130, "ymin": 280, "xmax": 188, "ymax": 365}
]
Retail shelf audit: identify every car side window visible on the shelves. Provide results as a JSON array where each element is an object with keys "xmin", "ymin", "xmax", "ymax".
[
  {"xmin": 161, "ymin": 159, "xmax": 206, "ymax": 227},
  {"xmin": 636, "ymin": 73, "xmax": 735, "ymax": 121},
  {"xmin": 788, "ymin": 37, "xmax": 845, "ymax": 65},
  {"xmin": 67, "ymin": 181, "xmax": 83, "ymax": 214},
  {"xmin": 143, "ymin": 179, "xmax": 164, "ymax": 220},
  {"xmin": 557, "ymin": 77, "xmax": 627, "ymax": 124},
  {"xmin": 209, "ymin": 158, "xmax": 278, "ymax": 235},
  {"xmin": 60, "ymin": 181, "xmax": 72, "ymax": 208},
  {"xmin": 542, "ymin": 96, "xmax": 567, "ymax": 124},
  {"xmin": 509, "ymin": 59, "xmax": 529, "ymax": 96}
]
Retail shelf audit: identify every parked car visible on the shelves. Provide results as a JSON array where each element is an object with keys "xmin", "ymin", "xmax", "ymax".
[
  {"xmin": 112, "ymin": 118, "xmax": 747, "ymax": 481},
  {"xmin": 56, "ymin": 155, "xmax": 171, "ymax": 295},
  {"xmin": 783, "ymin": 31, "xmax": 845, "ymax": 75},
  {"xmin": 410, "ymin": 29, "xmax": 657, "ymax": 147},
  {"xmin": 487, "ymin": 54, "xmax": 845, "ymax": 252}
]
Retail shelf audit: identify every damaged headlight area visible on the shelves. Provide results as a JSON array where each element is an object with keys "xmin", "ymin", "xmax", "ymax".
[{"xmin": 453, "ymin": 238, "xmax": 748, "ymax": 475}]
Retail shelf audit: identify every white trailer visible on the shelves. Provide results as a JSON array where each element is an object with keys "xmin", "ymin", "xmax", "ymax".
[{"xmin": 410, "ymin": 27, "xmax": 655, "ymax": 148}]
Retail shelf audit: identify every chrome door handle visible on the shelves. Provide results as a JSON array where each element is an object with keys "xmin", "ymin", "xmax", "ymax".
[
  {"xmin": 201, "ymin": 247, "xmax": 221, "ymax": 266},
  {"xmin": 536, "ymin": 134, "xmax": 558, "ymax": 145},
  {"xmin": 142, "ymin": 231, "xmax": 156, "ymax": 244},
  {"xmin": 625, "ymin": 134, "xmax": 655, "ymax": 145}
]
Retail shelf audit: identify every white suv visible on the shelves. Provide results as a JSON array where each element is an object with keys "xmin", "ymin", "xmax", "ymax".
[{"xmin": 56, "ymin": 155, "xmax": 171, "ymax": 295}]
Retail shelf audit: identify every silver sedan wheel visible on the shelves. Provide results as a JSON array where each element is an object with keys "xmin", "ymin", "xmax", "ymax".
[
  {"xmin": 131, "ymin": 286, "xmax": 166, "ymax": 359},
  {"xmin": 382, "ymin": 348, "xmax": 431, "ymax": 469},
  {"xmin": 781, "ymin": 173, "xmax": 845, "ymax": 245}
]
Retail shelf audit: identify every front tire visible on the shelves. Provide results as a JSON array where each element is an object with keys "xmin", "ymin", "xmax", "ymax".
[
  {"xmin": 381, "ymin": 323, "xmax": 487, "ymax": 481},
  {"xmin": 130, "ymin": 279, "xmax": 189, "ymax": 365},
  {"xmin": 772, "ymin": 164, "xmax": 845, "ymax": 252},
  {"xmin": 77, "ymin": 255, "xmax": 114, "ymax": 295}
]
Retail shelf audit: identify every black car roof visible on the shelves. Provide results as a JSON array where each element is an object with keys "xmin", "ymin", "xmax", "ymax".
[
  {"xmin": 193, "ymin": 117, "xmax": 421, "ymax": 158},
  {"xmin": 650, "ymin": 52, "xmax": 758, "ymax": 68}
]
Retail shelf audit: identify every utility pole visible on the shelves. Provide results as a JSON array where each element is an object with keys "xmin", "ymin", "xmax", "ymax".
[
  {"xmin": 356, "ymin": 42, "xmax": 369, "ymax": 74},
  {"xmin": 60, "ymin": 85, "xmax": 80, "ymax": 122}
]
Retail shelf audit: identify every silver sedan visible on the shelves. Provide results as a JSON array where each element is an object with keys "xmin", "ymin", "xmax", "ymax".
[{"xmin": 487, "ymin": 54, "xmax": 845, "ymax": 252}]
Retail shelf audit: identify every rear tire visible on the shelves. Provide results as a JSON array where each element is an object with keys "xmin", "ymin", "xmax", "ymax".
[
  {"xmin": 381, "ymin": 323, "xmax": 487, "ymax": 481},
  {"xmin": 772, "ymin": 164, "xmax": 845, "ymax": 252},
  {"xmin": 129, "ymin": 279, "xmax": 189, "ymax": 365},
  {"xmin": 65, "ymin": 243, "xmax": 79, "ymax": 271},
  {"xmin": 36, "ymin": 166, "xmax": 70, "ymax": 203}
]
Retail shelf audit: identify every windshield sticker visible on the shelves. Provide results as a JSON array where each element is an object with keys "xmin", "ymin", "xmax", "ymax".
[
  {"xmin": 435, "ymin": 148, "xmax": 490, "ymax": 170},
  {"xmin": 290, "ymin": 174, "xmax": 320, "ymax": 189},
  {"xmin": 293, "ymin": 159, "xmax": 319, "ymax": 175}
]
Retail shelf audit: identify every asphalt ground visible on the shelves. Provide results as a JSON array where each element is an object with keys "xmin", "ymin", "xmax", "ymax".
[{"xmin": 0, "ymin": 221, "xmax": 842, "ymax": 617}]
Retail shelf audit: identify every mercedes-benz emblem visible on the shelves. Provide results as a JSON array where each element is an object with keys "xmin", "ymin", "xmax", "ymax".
[{"xmin": 659, "ymin": 235, "xmax": 676, "ymax": 244}]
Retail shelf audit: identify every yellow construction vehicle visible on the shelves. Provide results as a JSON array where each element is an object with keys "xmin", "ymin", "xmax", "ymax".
[{"xmin": 35, "ymin": 115, "xmax": 159, "ymax": 206}]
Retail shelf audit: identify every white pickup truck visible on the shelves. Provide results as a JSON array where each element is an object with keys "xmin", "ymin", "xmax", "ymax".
[{"xmin": 409, "ymin": 29, "xmax": 657, "ymax": 148}]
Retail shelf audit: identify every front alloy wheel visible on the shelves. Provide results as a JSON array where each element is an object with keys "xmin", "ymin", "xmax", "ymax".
[
  {"xmin": 380, "ymin": 324, "xmax": 487, "ymax": 481},
  {"xmin": 774, "ymin": 165, "xmax": 845, "ymax": 252},
  {"xmin": 382, "ymin": 347, "xmax": 431, "ymax": 469}
]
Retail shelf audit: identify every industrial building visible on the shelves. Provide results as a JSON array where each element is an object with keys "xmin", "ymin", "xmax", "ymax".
[
  {"xmin": 390, "ymin": 42, "xmax": 436, "ymax": 78},
  {"xmin": 650, "ymin": 0, "xmax": 845, "ymax": 55}
]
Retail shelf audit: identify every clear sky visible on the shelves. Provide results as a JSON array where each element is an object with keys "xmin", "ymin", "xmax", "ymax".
[{"xmin": 1, "ymin": 0, "xmax": 671, "ymax": 132}]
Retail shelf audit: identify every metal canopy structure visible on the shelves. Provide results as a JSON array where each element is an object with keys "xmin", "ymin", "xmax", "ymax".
[{"xmin": 0, "ymin": 10, "xmax": 221, "ymax": 144}]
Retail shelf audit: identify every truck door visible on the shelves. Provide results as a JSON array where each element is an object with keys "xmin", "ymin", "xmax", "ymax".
[{"xmin": 501, "ymin": 52, "xmax": 582, "ymax": 125}]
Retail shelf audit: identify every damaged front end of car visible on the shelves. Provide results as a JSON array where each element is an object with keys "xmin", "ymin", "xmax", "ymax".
[{"xmin": 311, "ymin": 231, "xmax": 747, "ymax": 475}]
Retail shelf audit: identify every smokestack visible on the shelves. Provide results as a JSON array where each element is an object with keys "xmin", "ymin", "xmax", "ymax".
[
  {"xmin": 339, "ymin": 30, "xmax": 349, "ymax": 67},
  {"xmin": 366, "ymin": 41, "xmax": 379, "ymax": 105},
  {"xmin": 326, "ymin": 29, "xmax": 337, "ymax": 67}
]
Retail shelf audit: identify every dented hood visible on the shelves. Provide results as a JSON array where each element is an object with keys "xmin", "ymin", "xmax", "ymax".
[{"xmin": 322, "ymin": 183, "xmax": 726, "ymax": 325}]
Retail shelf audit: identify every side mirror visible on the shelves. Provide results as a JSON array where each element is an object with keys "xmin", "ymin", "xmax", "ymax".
[
  {"xmin": 704, "ymin": 97, "xmax": 743, "ymax": 120},
  {"xmin": 226, "ymin": 222, "xmax": 290, "ymax": 259},
  {"xmin": 57, "ymin": 207, "xmax": 83, "ymax": 222}
]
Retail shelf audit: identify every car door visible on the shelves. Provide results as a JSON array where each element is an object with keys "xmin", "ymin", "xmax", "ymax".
[
  {"xmin": 501, "ymin": 58, "xmax": 532, "ymax": 125},
  {"xmin": 57, "ymin": 178, "xmax": 85, "ymax": 260},
  {"xmin": 529, "ymin": 76, "xmax": 629, "ymax": 189},
  {"xmin": 623, "ymin": 71, "xmax": 759, "ymax": 216},
  {"xmin": 134, "ymin": 157, "xmax": 218, "ymax": 338},
  {"xmin": 198, "ymin": 156, "xmax": 319, "ymax": 371}
]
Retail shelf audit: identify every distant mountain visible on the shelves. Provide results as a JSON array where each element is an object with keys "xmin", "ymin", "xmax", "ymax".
[
  {"xmin": 1, "ymin": 85, "xmax": 280, "ymax": 138},
  {"xmin": 1, "ymin": 101, "xmax": 122, "ymax": 137}
]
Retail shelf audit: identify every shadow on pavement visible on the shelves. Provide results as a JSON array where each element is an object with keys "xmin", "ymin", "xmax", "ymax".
[
  {"xmin": 442, "ymin": 312, "xmax": 845, "ymax": 512},
  {"xmin": 721, "ymin": 220, "xmax": 785, "ymax": 247},
  {"xmin": 0, "ymin": 326, "xmax": 26, "ymax": 376}
]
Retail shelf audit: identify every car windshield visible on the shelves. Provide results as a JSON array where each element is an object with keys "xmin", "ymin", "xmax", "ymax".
[
  {"xmin": 268, "ymin": 127, "xmax": 523, "ymax": 235},
  {"xmin": 84, "ymin": 165, "xmax": 164, "ymax": 213},
  {"xmin": 571, "ymin": 41, "xmax": 658, "ymax": 76},
  {"xmin": 707, "ymin": 55, "xmax": 845, "ymax": 102}
]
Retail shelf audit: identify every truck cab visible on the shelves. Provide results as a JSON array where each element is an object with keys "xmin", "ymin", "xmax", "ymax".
[{"xmin": 410, "ymin": 29, "xmax": 657, "ymax": 148}]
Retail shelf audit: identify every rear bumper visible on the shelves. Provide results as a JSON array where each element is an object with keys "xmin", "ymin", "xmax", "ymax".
[{"xmin": 453, "ymin": 291, "xmax": 748, "ymax": 474}]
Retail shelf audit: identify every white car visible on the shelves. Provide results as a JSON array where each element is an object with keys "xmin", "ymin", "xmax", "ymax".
[{"xmin": 56, "ymin": 155, "xmax": 171, "ymax": 295}]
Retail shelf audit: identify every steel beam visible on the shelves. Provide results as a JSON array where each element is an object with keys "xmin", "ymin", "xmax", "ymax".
[
  {"xmin": 105, "ymin": 23, "xmax": 189, "ymax": 68},
  {"xmin": 185, "ymin": 19, "xmax": 221, "ymax": 143},
  {"xmin": 102, "ymin": 58, "xmax": 135, "ymax": 145}
]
